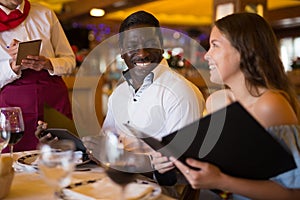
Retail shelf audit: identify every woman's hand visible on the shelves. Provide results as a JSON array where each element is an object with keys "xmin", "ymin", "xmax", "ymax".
[
  {"xmin": 150, "ymin": 151, "xmax": 175, "ymax": 173},
  {"xmin": 170, "ymin": 157, "xmax": 224, "ymax": 189},
  {"xmin": 34, "ymin": 120, "xmax": 58, "ymax": 144}
]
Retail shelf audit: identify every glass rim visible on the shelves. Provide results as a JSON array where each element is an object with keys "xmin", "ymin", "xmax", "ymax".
[{"xmin": 0, "ymin": 106, "xmax": 22, "ymax": 110}]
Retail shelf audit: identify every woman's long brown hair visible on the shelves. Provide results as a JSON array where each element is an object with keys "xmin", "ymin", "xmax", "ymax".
[{"xmin": 215, "ymin": 12, "xmax": 300, "ymax": 120}]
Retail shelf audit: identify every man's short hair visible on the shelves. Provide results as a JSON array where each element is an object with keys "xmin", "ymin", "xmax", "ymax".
[{"xmin": 118, "ymin": 10, "xmax": 163, "ymax": 47}]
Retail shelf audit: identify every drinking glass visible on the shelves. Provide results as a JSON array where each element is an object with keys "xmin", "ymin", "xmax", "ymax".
[
  {"xmin": 38, "ymin": 140, "xmax": 76, "ymax": 200},
  {"xmin": 98, "ymin": 132, "xmax": 148, "ymax": 200},
  {"xmin": 0, "ymin": 107, "xmax": 24, "ymax": 156},
  {"xmin": 0, "ymin": 118, "xmax": 10, "ymax": 155}
]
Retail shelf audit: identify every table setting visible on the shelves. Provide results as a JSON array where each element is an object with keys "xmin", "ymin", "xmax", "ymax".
[
  {"xmin": 0, "ymin": 106, "xmax": 174, "ymax": 200},
  {"xmin": 0, "ymin": 141, "xmax": 174, "ymax": 200},
  {"xmin": 0, "ymin": 148, "xmax": 175, "ymax": 200}
]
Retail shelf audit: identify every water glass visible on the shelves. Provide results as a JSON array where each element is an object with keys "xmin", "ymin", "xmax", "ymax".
[
  {"xmin": 0, "ymin": 119, "xmax": 10, "ymax": 154},
  {"xmin": 38, "ymin": 140, "xmax": 75, "ymax": 199}
]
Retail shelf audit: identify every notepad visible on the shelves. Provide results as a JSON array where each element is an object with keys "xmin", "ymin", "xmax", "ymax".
[
  {"xmin": 16, "ymin": 39, "xmax": 42, "ymax": 65},
  {"xmin": 125, "ymin": 101, "xmax": 297, "ymax": 180}
]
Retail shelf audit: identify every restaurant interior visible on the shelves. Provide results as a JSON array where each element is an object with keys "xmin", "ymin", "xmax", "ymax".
[
  {"xmin": 1, "ymin": 1, "xmax": 300, "ymax": 200},
  {"xmin": 30, "ymin": 0, "xmax": 300, "ymax": 127}
]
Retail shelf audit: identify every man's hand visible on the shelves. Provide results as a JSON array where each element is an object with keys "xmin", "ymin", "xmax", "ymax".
[
  {"xmin": 150, "ymin": 151, "xmax": 175, "ymax": 173},
  {"xmin": 81, "ymin": 135, "xmax": 103, "ymax": 165},
  {"xmin": 35, "ymin": 120, "xmax": 58, "ymax": 144}
]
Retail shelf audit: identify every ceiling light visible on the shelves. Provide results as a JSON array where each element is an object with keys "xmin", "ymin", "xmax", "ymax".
[
  {"xmin": 90, "ymin": 8, "xmax": 105, "ymax": 17},
  {"xmin": 113, "ymin": 1, "xmax": 127, "ymax": 8}
]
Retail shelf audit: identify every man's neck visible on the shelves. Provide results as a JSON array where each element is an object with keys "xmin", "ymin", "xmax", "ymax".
[
  {"xmin": 0, "ymin": 0, "xmax": 21, "ymax": 10},
  {"xmin": 1, "ymin": 5, "xmax": 16, "ymax": 10}
]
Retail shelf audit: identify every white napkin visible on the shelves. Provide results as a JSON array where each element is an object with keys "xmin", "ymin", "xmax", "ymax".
[{"xmin": 64, "ymin": 177, "xmax": 158, "ymax": 200}]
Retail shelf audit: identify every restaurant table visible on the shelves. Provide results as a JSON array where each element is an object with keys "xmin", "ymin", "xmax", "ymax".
[{"xmin": 3, "ymin": 151, "xmax": 175, "ymax": 200}]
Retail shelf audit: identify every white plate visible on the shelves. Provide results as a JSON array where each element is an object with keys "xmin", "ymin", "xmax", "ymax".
[
  {"xmin": 134, "ymin": 179, "xmax": 162, "ymax": 200},
  {"xmin": 16, "ymin": 153, "xmax": 39, "ymax": 170},
  {"xmin": 64, "ymin": 178, "xmax": 161, "ymax": 200},
  {"xmin": 16, "ymin": 152, "xmax": 90, "ymax": 169}
]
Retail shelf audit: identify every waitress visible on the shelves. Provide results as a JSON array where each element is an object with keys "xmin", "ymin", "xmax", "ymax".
[{"xmin": 0, "ymin": 0, "xmax": 75, "ymax": 152}]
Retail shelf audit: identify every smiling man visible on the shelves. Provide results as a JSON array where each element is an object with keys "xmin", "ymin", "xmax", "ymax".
[{"xmin": 101, "ymin": 10, "xmax": 205, "ymax": 142}]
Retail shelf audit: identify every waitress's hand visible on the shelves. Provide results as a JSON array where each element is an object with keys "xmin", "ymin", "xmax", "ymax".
[
  {"xmin": 34, "ymin": 120, "xmax": 58, "ymax": 144},
  {"xmin": 7, "ymin": 39, "xmax": 23, "ymax": 74},
  {"xmin": 150, "ymin": 151, "xmax": 175, "ymax": 174},
  {"xmin": 21, "ymin": 55, "xmax": 53, "ymax": 71},
  {"xmin": 170, "ymin": 157, "xmax": 224, "ymax": 189}
]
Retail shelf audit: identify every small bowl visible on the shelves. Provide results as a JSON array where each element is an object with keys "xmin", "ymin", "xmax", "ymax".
[{"xmin": 0, "ymin": 170, "xmax": 14, "ymax": 199}]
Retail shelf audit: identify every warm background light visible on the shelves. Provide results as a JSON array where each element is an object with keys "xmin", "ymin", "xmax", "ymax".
[
  {"xmin": 90, "ymin": 8, "xmax": 105, "ymax": 17},
  {"xmin": 29, "ymin": 0, "xmax": 300, "ymax": 26}
]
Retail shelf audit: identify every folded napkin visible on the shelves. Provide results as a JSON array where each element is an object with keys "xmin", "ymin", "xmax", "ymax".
[{"xmin": 64, "ymin": 177, "xmax": 159, "ymax": 200}]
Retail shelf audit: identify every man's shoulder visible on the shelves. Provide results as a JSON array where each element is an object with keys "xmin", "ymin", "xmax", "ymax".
[
  {"xmin": 157, "ymin": 67, "xmax": 189, "ymax": 83},
  {"xmin": 161, "ymin": 70, "xmax": 199, "ymax": 91}
]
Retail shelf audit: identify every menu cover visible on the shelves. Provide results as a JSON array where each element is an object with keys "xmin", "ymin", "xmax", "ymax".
[
  {"xmin": 16, "ymin": 39, "xmax": 42, "ymax": 65},
  {"xmin": 43, "ymin": 104, "xmax": 78, "ymax": 136},
  {"xmin": 126, "ymin": 102, "xmax": 296, "ymax": 180}
]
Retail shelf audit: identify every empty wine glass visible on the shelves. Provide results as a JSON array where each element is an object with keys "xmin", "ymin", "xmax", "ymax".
[
  {"xmin": 38, "ymin": 140, "xmax": 76, "ymax": 200},
  {"xmin": 0, "ymin": 118, "xmax": 10, "ymax": 155},
  {"xmin": 0, "ymin": 107, "xmax": 24, "ymax": 156},
  {"xmin": 98, "ymin": 131, "xmax": 148, "ymax": 200}
]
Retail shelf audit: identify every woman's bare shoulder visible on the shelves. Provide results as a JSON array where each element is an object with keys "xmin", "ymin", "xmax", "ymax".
[{"xmin": 253, "ymin": 90, "xmax": 298, "ymax": 127}]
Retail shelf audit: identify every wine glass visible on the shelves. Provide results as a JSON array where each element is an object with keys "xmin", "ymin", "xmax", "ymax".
[
  {"xmin": 0, "ymin": 107, "xmax": 24, "ymax": 156},
  {"xmin": 0, "ymin": 118, "xmax": 10, "ymax": 155},
  {"xmin": 98, "ymin": 131, "xmax": 148, "ymax": 200},
  {"xmin": 38, "ymin": 140, "xmax": 76, "ymax": 200}
]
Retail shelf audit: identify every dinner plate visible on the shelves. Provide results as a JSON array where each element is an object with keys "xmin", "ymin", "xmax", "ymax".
[
  {"xmin": 17, "ymin": 153, "xmax": 40, "ymax": 167},
  {"xmin": 16, "ymin": 152, "xmax": 90, "ymax": 169},
  {"xmin": 134, "ymin": 179, "xmax": 162, "ymax": 200},
  {"xmin": 64, "ymin": 178, "xmax": 162, "ymax": 200}
]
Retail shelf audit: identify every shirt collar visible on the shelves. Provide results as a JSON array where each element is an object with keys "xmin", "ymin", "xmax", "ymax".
[
  {"xmin": 122, "ymin": 58, "xmax": 169, "ymax": 86},
  {"xmin": 123, "ymin": 69, "xmax": 154, "ymax": 89},
  {"xmin": 0, "ymin": 0, "xmax": 25, "ymax": 15}
]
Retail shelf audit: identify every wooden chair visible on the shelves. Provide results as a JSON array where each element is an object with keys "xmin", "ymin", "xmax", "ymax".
[{"xmin": 179, "ymin": 185, "xmax": 200, "ymax": 200}]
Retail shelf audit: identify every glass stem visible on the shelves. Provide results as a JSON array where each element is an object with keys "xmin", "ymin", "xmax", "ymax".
[
  {"xmin": 54, "ymin": 188, "xmax": 64, "ymax": 200},
  {"xmin": 10, "ymin": 145, "xmax": 14, "ymax": 157},
  {"xmin": 119, "ymin": 186, "xmax": 126, "ymax": 200}
]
